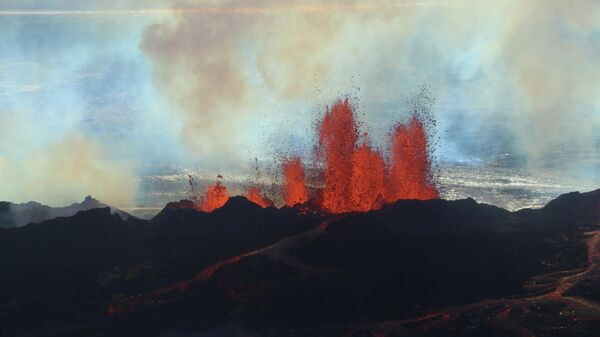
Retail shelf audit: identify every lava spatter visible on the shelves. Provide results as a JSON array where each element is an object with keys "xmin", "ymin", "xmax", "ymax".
[
  {"xmin": 245, "ymin": 187, "xmax": 274, "ymax": 208},
  {"xmin": 198, "ymin": 176, "xmax": 229, "ymax": 212}
]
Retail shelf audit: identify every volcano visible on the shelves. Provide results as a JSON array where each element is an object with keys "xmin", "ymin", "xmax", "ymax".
[
  {"xmin": 3, "ymin": 99, "xmax": 599, "ymax": 337},
  {"xmin": 186, "ymin": 99, "xmax": 439, "ymax": 214},
  {"xmin": 3, "ymin": 99, "xmax": 598, "ymax": 337}
]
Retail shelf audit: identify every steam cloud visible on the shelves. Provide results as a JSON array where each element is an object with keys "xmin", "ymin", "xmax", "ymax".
[
  {"xmin": 142, "ymin": 0, "xmax": 600, "ymax": 179},
  {"xmin": 0, "ymin": 115, "xmax": 138, "ymax": 207}
]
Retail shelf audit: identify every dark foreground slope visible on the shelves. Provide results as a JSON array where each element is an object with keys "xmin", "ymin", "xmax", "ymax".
[
  {"xmin": 0, "ymin": 197, "xmax": 321, "ymax": 337},
  {"xmin": 1, "ymin": 191, "xmax": 600, "ymax": 337}
]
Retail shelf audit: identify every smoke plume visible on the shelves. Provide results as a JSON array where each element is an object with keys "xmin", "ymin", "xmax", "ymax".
[
  {"xmin": 0, "ymin": 115, "xmax": 138, "ymax": 207},
  {"xmin": 141, "ymin": 0, "xmax": 600, "ymax": 179}
]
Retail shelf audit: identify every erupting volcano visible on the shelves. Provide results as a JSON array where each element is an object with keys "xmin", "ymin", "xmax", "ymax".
[
  {"xmin": 313, "ymin": 99, "xmax": 438, "ymax": 213},
  {"xmin": 194, "ymin": 98, "xmax": 438, "ymax": 213}
]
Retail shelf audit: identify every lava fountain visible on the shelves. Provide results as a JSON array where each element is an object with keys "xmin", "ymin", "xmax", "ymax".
[
  {"xmin": 313, "ymin": 99, "xmax": 438, "ymax": 213},
  {"xmin": 194, "ymin": 97, "xmax": 438, "ymax": 213},
  {"xmin": 388, "ymin": 115, "xmax": 438, "ymax": 201},
  {"xmin": 245, "ymin": 187, "xmax": 274, "ymax": 208},
  {"xmin": 317, "ymin": 100, "xmax": 358, "ymax": 213},
  {"xmin": 283, "ymin": 157, "xmax": 309, "ymax": 207},
  {"xmin": 350, "ymin": 143, "xmax": 387, "ymax": 212},
  {"xmin": 198, "ymin": 177, "xmax": 229, "ymax": 212}
]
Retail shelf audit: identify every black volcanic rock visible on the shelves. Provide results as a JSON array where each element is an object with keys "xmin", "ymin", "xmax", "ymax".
[
  {"xmin": 0, "ymin": 197, "xmax": 324, "ymax": 337},
  {"xmin": 319, "ymin": 192, "xmax": 600, "ymax": 235},
  {"xmin": 150, "ymin": 196, "xmax": 322, "ymax": 260},
  {"xmin": 219, "ymin": 195, "xmax": 265, "ymax": 210},
  {"xmin": 0, "ymin": 208, "xmax": 147, "ymax": 291},
  {"xmin": 0, "ymin": 197, "xmax": 322, "ymax": 291},
  {"xmin": 0, "ymin": 196, "xmax": 131, "ymax": 228},
  {"xmin": 155, "ymin": 196, "xmax": 275, "ymax": 219},
  {"xmin": 563, "ymin": 278, "xmax": 600, "ymax": 302},
  {"xmin": 541, "ymin": 189, "xmax": 600, "ymax": 226},
  {"xmin": 156, "ymin": 199, "xmax": 198, "ymax": 214},
  {"xmin": 323, "ymin": 197, "xmax": 513, "ymax": 234},
  {"xmin": 141, "ymin": 192, "xmax": 599, "ymax": 335},
  {"xmin": 2, "ymin": 190, "xmax": 600, "ymax": 337}
]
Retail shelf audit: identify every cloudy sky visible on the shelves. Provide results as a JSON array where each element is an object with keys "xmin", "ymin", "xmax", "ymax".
[{"xmin": 0, "ymin": 0, "xmax": 599, "ymax": 207}]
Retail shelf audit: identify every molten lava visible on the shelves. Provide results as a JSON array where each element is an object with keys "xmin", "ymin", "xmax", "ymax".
[
  {"xmin": 198, "ymin": 180, "xmax": 229, "ymax": 212},
  {"xmin": 283, "ymin": 157, "xmax": 309, "ymax": 207},
  {"xmin": 318, "ymin": 100, "xmax": 358, "ymax": 213},
  {"xmin": 315, "ymin": 100, "xmax": 438, "ymax": 213},
  {"xmin": 388, "ymin": 116, "xmax": 438, "ymax": 201},
  {"xmin": 245, "ymin": 187, "xmax": 274, "ymax": 208},
  {"xmin": 350, "ymin": 144, "xmax": 387, "ymax": 212},
  {"xmin": 192, "ymin": 98, "xmax": 437, "ymax": 214}
]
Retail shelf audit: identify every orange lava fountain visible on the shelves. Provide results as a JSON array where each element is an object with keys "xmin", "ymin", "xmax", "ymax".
[
  {"xmin": 387, "ymin": 116, "xmax": 438, "ymax": 201},
  {"xmin": 283, "ymin": 157, "xmax": 309, "ymax": 207},
  {"xmin": 198, "ymin": 180, "xmax": 229, "ymax": 212},
  {"xmin": 317, "ymin": 100, "xmax": 358, "ymax": 213},
  {"xmin": 192, "ymin": 97, "xmax": 437, "ymax": 214},
  {"xmin": 245, "ymin": 187, "xmax": 274, "ymax": 208},
  {"xmin": 313, "ymin": 99, "xmax": 438, "ymax": 213},
  {"xmin": 350, "ymin": 144, "xmax": 387, "ymax": 212}
]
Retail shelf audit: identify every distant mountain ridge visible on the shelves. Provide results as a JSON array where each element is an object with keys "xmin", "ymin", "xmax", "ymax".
[{"xmin": 0, "ymin": 196, "xmax": 130, "ymax": 228}]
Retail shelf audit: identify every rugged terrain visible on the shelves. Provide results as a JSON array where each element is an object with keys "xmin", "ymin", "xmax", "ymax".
[
  {"xmin": 1, "ymin": 191, "xmax": 600, "ymax": 337},
  {"xmin": 0, "ymin": 196, "xmax": 130, "ymax": 228}
]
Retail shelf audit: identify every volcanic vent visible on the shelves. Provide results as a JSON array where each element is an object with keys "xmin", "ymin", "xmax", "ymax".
[{"xmin": 193, "ymin": 99, "xmax": 438, "ymax": 214}]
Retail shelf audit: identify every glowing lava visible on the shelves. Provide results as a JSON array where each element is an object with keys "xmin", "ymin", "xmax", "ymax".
[
  {"xmin": 350, "ymin": 144, "xmax": 387, "ymax": 212},
  {"xmin": 198, "ymin": 179, "xmax": 229, "ymax": 212},
  {"xmin": 388, "ymin": 116, "xmax": 438, "ymax": 201},
  {"xmin": 283, "ymin": 157, "xmax": 309, "ymax": 207},
  {"xmin": 193, "ymin": 98, "xmax": 437, "ymax": 214},
  {"xmin": 318, "ymin": 99, "xmax": 358, "ymax": 213},
  {"xmin": 315, "ymin": 100, "xmax": 438, "ymax": 213},
  {"xmin": 245, "ymin": 187, "xmax": 274, "ymax": 208}
]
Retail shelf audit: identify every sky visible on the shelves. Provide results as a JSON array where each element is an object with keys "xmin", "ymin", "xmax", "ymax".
[{"xmin": 0, "ymin": 0, "xmax": 599, "ymax": 208}]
